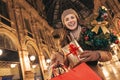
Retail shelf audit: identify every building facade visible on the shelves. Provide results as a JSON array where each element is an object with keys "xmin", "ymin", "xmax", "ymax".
[
  {"xmin": 0, "ymin": 0, "xmax": 58, "ymax": 80},
  {"xmin": 0, "ymin": 0, "xmax": 120, "ymax": 80}
]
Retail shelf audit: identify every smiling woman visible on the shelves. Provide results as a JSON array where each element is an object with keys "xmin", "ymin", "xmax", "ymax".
[
  {"xmin": 42, "ymin": 0, "xmax": 94, "ymax": 28},
  {"xmin": 63, "ymin": 14, "xmax": 78, "ymax": 30},
  {"xmin": 59, "ymin": 7, "xmax": 118, "ymax": 79}
]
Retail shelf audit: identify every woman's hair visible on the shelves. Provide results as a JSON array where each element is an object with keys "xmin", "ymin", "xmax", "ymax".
[{"xmin": 61, "ymin": 8, "xmax": 79, "ymax": 25}]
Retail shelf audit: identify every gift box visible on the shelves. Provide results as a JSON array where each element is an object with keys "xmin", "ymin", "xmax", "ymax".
[
  {"xmin": 51, "ymin": 63, "xmax": 102, "ymax": 80},
  {"xmin": 62, "ymin": 40, "xmax": 83, "ymax": 67}
]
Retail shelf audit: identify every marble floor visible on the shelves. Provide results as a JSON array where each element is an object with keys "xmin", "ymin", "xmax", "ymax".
[{"xmin": 99, "ymin": 55, "xmax": 120, "ymax": 80}]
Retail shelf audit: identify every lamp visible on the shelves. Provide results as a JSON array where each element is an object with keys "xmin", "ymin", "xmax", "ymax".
[
  {"xmin": 30, "ymin": 55, "xmax": 36, "ymax": 61},
  {"xmin": 10, "ymin": 64, "xmax": 17, "ymax": 68},
  {"xmin": 46, "ymin": 59, "xmax": 51, "ymax": 64},
  {"xmin": 0, "ymin": 49, "xmax": 3, "ymax": 56}
]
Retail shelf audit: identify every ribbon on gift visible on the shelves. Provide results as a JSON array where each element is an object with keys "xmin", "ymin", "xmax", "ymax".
[
  {"xmin": 69, "ymin": 44, "xmax": 79, "ymax": 56},
  {"xmin": 66, "ymin": 43, "xmax": 80, "ymax": 60},
  {"xmin": 91, "ymin": 20, "xmax": 110, "ymax": 34}
]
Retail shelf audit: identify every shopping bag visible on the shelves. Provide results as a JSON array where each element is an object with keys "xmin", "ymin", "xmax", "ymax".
[{"xmin": 51, "ymin": 63, "xmax": 102, "ymax": 80}]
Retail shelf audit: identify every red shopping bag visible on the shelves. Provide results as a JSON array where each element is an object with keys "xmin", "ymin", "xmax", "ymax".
[{"xmin": 51, "ymin": 63, "xmax": 102, "ymax": 80}]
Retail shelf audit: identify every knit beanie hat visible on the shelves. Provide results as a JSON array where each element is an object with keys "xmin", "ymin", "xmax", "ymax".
[{"xmin": 61, "ymin": 9, "xmax": 79, "ymax": 25}]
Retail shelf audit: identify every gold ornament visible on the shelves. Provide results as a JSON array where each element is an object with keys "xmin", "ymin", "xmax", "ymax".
[{"xmin": 91, "ymin": 20, "xmax": 109, "ymax": 34}]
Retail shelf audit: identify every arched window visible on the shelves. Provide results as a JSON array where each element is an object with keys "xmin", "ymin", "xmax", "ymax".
[
  {"xmin": 0, "ymin": 34, "xmax": 23, "ymax": 80},
  {"xmin": 27, "ymin": 45, "xmax": 44, "ymax": 80}
]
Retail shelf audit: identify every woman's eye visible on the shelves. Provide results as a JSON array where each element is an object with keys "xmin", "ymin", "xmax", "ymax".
[
  {"xmin": 71, "ymin": 16, "xmax": 75, "ymax": 19},
  {"xmin": 65, "ymin": 18, "xmax": 69, "ymax": 21}
]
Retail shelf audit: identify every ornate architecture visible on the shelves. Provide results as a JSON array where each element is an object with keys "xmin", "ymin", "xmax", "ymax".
[
  {"xmin": 0, "ymin": 0, "xmax": 55, "ymax": 80},
  {"xmin": 0, "ymin": 0, "xmax": 120, "ymax": 80}
]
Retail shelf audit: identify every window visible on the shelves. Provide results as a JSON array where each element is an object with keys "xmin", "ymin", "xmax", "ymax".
[
  {"xmin": 0, "ymin": 0, "xmax": 11, "ymax": 26},
  {"xmin": 24, "ymin": 19, "xmax": 33, "ymax": 38}
]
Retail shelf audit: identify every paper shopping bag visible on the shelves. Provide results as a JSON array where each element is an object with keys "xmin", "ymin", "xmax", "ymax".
[{"xmin": 51, "ymin": 63, "xmax": 102, "ymax": 80}]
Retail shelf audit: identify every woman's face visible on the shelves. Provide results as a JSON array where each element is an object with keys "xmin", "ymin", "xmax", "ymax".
[{"xmin": 64, "ymin": 14, "xmax": 78, "ymax": 30}]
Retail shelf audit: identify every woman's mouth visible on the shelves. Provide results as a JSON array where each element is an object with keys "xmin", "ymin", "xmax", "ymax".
[{"xmin": 68, "ymin": 21, "xmax": 76, "ymax": 27}]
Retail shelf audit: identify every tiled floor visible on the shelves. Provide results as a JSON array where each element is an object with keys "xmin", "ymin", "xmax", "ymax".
[{"xmin": 99, "ymin": 55, "xmax": 120, "ymax": 80}]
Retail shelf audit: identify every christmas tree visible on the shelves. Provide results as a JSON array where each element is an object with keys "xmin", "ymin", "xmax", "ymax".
[{"xmin": 82, "ymin": 6, "xmax": 119, "ymax": 50}]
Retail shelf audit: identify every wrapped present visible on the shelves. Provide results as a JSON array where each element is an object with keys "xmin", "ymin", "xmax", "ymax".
[
  {"xmin": 62, "ymin": 40, "xmax": 83, "ymax": 68},
  {"xmin": 51, "ymin": 63, "xmax": 102, "ymax": 80}
]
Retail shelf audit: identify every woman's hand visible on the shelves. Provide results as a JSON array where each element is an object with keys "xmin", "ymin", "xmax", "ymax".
[{"xmin": 80, "ymin": 50, "xmax": 101, "ymax": 62}]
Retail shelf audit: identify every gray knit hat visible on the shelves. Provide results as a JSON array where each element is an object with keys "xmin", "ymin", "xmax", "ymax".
[{"xmin": 61, "ymin": 9, "xmax": 79, "ymax": 25}]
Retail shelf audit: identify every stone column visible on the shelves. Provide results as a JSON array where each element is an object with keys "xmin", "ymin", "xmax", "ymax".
[{"xmin": 14, "ymin": 3, "xmax": 34, "ymax": 79}]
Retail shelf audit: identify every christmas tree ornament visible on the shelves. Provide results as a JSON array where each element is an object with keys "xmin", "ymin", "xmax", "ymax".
[
  {"xmin": 91, "ymin": 20, "xmax": 109, "ymax": 34},
  {"xmin": 83, "ymin": 6, "xmax": 119, "ymax": 49}
]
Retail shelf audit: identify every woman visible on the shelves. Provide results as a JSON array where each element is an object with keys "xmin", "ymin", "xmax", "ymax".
[{"xmin": 61, "ymin": 8, "xmax": 116, "ymax": 79}]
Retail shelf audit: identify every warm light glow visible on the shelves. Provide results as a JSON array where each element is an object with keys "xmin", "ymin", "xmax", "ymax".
[
  {"xmin": 110, "ymin": 43, "xmax": 115, "ymax": 48},
  {"xmin": 32, "ymin": 64, "xmax": 37, "ymax": 68},
  {"xmin": 30, "ymin": 55, "xmax": 36, "ymax": 61},
  {"xmin": 10, "ymin": 64, "xmax": 17, "ymax": 68},
  {"xmin": 46, "ymin": 59, "xmax": 51, "ymax": 63},
  {"xmin": 101, "ymin": 67, "xmax": 110, "ymax": 77},
  {"xmin": 0, "ymin": 49, "xmax": 3, "ymax": 56},
  {"xmin": 44, "ymin": 65, "xmax": 48, "ymax": 70},
  {"xmin": 42, "ymin": 59, "xmax": 48, "ymax": 70}
]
